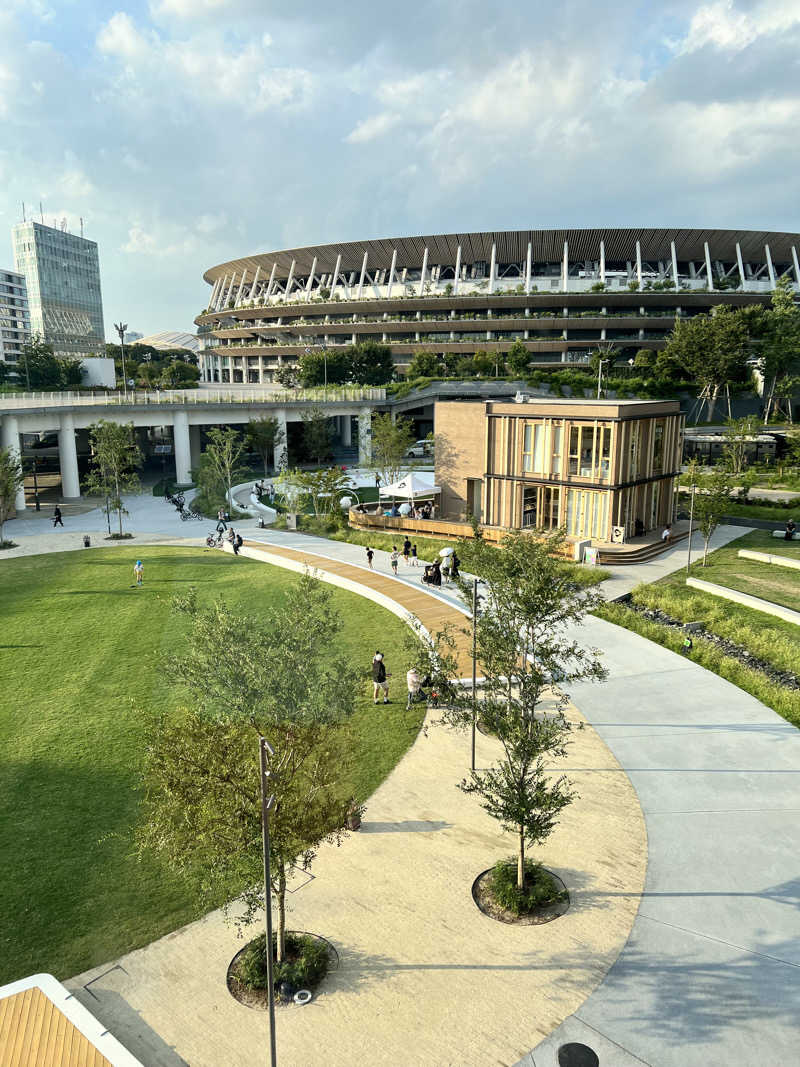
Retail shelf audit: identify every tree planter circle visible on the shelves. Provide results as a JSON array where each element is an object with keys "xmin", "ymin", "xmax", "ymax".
[
  {"xmin": 226, "ymin": 930, "xmax": 339, "ymax": 1010},
  {"xmin": 471, "ymin": 867, "xmax": 570, "ymax": 925}
]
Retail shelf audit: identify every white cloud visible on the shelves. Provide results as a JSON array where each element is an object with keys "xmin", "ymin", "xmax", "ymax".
[
  {"xmin": 681, "ymin": 0, "xmax": 800, "ymax": 53},
  {"xmin": 345, "ymin": 112, "xmax": 399, "ymax": 144},
  {"xmin": 97, "ymin": 12, "xmax": 151, "ymax": 61}
]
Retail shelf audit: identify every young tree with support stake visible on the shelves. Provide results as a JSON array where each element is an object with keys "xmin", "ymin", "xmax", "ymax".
[
  {"xmin": 370, "ymin": 412, "xmax": 415, "ymax": 487},
  {"xmin": 246, "ymin": 417, "xmax": 286, "ymax": 476},
  {"xmin": 694, "ymin": 468, "xmax": 732, "ymax": 566},
  {"xmin": 417, "ymin": 532, "xmax": 607, "ymax": 894},
  {"xmin": 84, "ymin": 420, "xmax": 142, "ymax": 537},
  {"xmin": 0, "ymin": 446, "xmax": 24, "ymax": 547},
  {"xmin": 136, "ymin": 576, "xmax": 362, "ymax": 1065},
  {"xmin": 196, "ymin": 426, "xmax": 245, "ymax": 511}
]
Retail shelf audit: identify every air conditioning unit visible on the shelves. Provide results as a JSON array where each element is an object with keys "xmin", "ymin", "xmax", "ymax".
[{"xmin": 611, "ymin": 526, "xmax": 625, "ymax": 544}]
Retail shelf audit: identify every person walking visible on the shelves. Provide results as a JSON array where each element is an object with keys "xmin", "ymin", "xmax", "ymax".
[
  {"xmin": 52, "ymin": 506, "xmax": 64, "ymax": 528},
  {"xmin": 217, "ymin": 508, "xmax": 228, "ymax": 531},
  {"xmin": 410, "ymin": 543, "xmax": 418, "ymax": 566},
  {"xmin": 430, "ymin": 559, "xmax": 442, "ymax": 587},
  {"xmin": 390, "ymin": 546, "xmax": 399, "ymax": 575},
  {"xmin": 406, "ymin": 665, "xmax": 426, "ymax": 710},
  {"xmin": 450, "ymin": 551, "xmax": 460, "ymax": 581},
  {"xmin": 402, "ymin": 537, "xmax": 411, "ymax": 565},
  {"xmin": 233, "ymin": 532, "xmax": 243, "ymax": 556},
  {"xmin": 366, "ymin": 546, "xmax": 374, "ymax": 569},
  {"xmin": 133, "ymin": 559, "xmax": 144, "ymax": 587},
  {"xmin": 372, "ymin": 652, "xmax": 390, "ymax": 704}
]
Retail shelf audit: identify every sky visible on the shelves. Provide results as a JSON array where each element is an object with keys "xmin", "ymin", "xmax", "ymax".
[{"xmin": 1, "ymin": 0, "xmax": 798, "ymax": 340}]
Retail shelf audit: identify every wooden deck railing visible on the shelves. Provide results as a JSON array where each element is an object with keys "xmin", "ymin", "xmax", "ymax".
[{"xmin": 348, "ymin": 510, "xmax": 509, "ymax": 544}]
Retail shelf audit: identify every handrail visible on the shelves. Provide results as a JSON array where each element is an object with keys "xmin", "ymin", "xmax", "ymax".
[{"xmin": 0, "ymin": 385, "xmax": 386, "ymax": 412}]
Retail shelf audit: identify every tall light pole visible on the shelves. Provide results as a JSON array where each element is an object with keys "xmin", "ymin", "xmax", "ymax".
[
  {"xmin": 259, "ymin": 737, "xmax": 278, "ymax": 1067},
  {"xmin": 114, "ymin": 322, "xmax": 128, "ymax": 400}
]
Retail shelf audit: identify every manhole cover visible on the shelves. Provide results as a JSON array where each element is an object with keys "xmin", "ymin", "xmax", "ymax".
[{"xmin": 557, "ymin": 1043, "xmax": 599, "ymax": 1067}]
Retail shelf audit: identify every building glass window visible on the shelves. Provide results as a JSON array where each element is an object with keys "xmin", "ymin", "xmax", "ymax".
[
  {"xmin": 522, "ymin": 486, "xmax": 538, "ymax": 527},
  {"xmin": 551, "ymin": 423, "xmax": 562, "ymax": 476},
  {"xmin": 653, "ymin": 422, "xmax": 664, "ymax": 474},
  {"xmin": 522, "ymin": 424, "xmax": 533, "ymax": 472}
]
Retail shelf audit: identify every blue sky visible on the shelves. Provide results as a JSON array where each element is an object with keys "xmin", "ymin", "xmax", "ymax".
[{"xmin": 1, "ymin": 0, "xmax": 798, "ymax": 340}]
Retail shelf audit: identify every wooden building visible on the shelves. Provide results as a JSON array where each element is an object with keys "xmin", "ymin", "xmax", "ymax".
[{"xmin": 436, "ymin": 397, "xmax": 683, "ymax": 543}]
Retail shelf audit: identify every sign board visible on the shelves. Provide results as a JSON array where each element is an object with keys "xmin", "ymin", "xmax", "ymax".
[{"xmin": 583, "ymin": 546, "xmax": 598, "ymax": 567}]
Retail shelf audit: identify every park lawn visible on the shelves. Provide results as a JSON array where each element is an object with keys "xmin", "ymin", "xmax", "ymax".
[
  {"xmin": 0, "ymin": 547, "xmax": 422, "ymax": 985},
  {"xmin": 678, "ymin": 528, "xmax": 800, "ymax": 613}
]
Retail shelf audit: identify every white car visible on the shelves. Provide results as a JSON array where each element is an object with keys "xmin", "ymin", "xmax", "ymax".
[{"xmin": 405, "ymin": 439, "xmax": 433, "ymax": 458}]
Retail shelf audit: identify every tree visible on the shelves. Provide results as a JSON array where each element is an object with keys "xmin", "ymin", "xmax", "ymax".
[
  {"xmin": 418, "ymin": 532, "xmax": 606, "ymax": 889},
  {"xmin": 246, "ymin": 417, "xmax": 286, "ymax": 476},
  {"xmin": 406, "ymin": 350, "xmax": 441, "ymax": 378},
  {"xmin": 473, "ymin": 350, "xmax": 497, "ymax": 376},
  {"xmin": 761, "ymin": 276, "xmax": 800, "ymax": 420},
  {"xmin": 370, "ymin": 412, "xmax": 415, "ymax": 486},
  {"xmin": 507, "ymin": 340, "xmax": 531, "ymax": 377},
  {"xmin": 275, "ymin": 364, "xmax": 298, "ymax": 389},
  {"xmin": 197, "ymin": 426, "xmax": 246, "ymax": 507},
  {"xmin": 18, "ymin": 335, "xmax": 83, "ymax": 389},
  {"xmin": 661, "ymin": 307, "xmax": 749, "ymax": 420},
  {"xmin": 137, "ymin": 577, "xmax": 361, "ymax": 961},
  {"xmin": 633, "ymin": 348, "xmax": 656, "ymax": 370},
  {"xmin": 294, "ymin": 467, "xmax": 352, "ymax": 518},
  {"xmin": 0, "ymin": 446, "xmax": 24, "ymax": 544},
  {"xmin": 722, "ymin": 415, "xmax": 761, "ymax": 475},
  {"xmin": 347, "ymin": 341, "xmax": 394, "ymax": 385},
  {"xmin": 84, "ymin": 421, "xmax": 142, "ymax": 536},
  {"xmin": 161, "ymin": 360, "xmax": 200, "ymax": 388},
  {"xmin": 297, "ymin": 348, "xmax": 350, "ymax": 387},
  {"xmin": 694, "ymin": 468, "xmax": 732, "ymax": 565},
  {"xmin": 301, "ymin": 406, "xmax": 332, "ymax": 464}
]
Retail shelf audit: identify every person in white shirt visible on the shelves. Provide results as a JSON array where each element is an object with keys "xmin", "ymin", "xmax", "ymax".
[
  {"xmin": 406, "ymin": 667, "xmax": 423, "ymax": 709},
  {"xmin": 661, "ymin": 525, "xmax": 671, "ymax": 543}
]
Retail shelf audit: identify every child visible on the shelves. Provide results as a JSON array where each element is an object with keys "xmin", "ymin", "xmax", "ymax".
[
  {"xmin": 682, "ymin": 635, "xmax": 693, "ymax": 655},
  {"xmin": 366, "ymin": 546, "xmax": 374, "ymax": 569},
  {"xmin": 410, "ymin": 543, "xmax": 418, "ymax": 566},
  {"xmin": 133, "ymin": 560, "xmax": 144, "ymax": 586},
  {"xmin": 390, "ymin": 547, "xmax": 399, "ymax": 575}
]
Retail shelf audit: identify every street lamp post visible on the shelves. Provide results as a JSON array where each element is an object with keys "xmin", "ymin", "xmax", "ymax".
[
  {"xmin": 259, "ymin": 737, "xmax": 278, "ymax": 1067},
  {"xmin": 114, "ymin": 322, "xmax": 128, "ymax": 400}
]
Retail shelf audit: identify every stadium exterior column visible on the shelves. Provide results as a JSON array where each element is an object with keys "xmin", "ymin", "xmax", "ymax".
[
  {"xmin": 273, "ymin": 410, "xmax": 287, "ymax": 471},
  {"xmin": 562, "ymin": 242, "xmax": 569, "ymax": 293},
  {"xmin": 358, "ymin": 407, "xmax": 372, "ymax": 465},
  {"xmin": 704, "ymin": 242, "xmax": 714, "ymax": 291},
  {"xmin": 792, "ymin": 247, "xmax": 800, "ymax": 287},
  {"xmin": 488, "ymin": 243, "xmax": 496, "ymax": 294},
  {"xmin": 525, "ymin": 242, "xmax": 532, "ymax": 294},
  {"xmin": 215, "ymin": 275, "xmax": 228, "ymax": 310},
  {"xmin": 386, "ymin": 249, "xmax": 397, "ymax": 298},
  {"xmin": 249, "ymin": 266, "xmax": 261, "ymax": 300},
  {"xmin": 736, "ymin": 243, "xmax": 746, "ymax": 291},
  {"xmin": 671, "ymin": 241, "xmax": 679, "ymax": 291},
  {"xmin": 284, "ymin": 260, "xmax": 296, "ymax": 299},
  {"xmin": 419, "ymin": 247, "xmax": 428, "ymax": 296},
  {"xmin": 453, "ymin": 245, "xmax": 462, "ymax": 295},
  {"xmin": 357, "ymin": 251, "xmax": 368, "ymax": 299},
  {"xmin": 264, "ymin": 263, "xmax": 277, "ymax": 303},
  {"xmin": 235, "ymin": 271, "xmax": 248, "ymax": 306},
  {"xmin": 636, "ymin": 241, "xmax": 643, "ymax": 287},
  {"xmin": 1, "ymin": 414, "xmax": 27, "ymax": 511},
  {"xmin": 173, "ymin": 411, "xmax": 191, "ymax": 485},
  {"xmin": 330, "ymin": 254, "xmax": 342, "ymax": 297},
  {"xmin": 305, "ymin": 257, "xmax": 317, "ymax": 300},
  {"xmin": 765, "ymin": 245, "xmax": 776, "ymax": 288},
  {"xmin": 600, "ymin": 240, "xmax": 606, "ymax": 284},
  {"xmin": 58, "ymin": 412, "xmax": 80, "ymax": 500}
]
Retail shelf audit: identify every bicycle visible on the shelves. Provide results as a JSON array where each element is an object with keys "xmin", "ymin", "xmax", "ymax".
[{"xmin": 206, "ymin": 530, "xmax": 224, "ymax": 547}]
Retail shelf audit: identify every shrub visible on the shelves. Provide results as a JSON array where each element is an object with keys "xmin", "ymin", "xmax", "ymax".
[
  {"xmin": 488, "ymin": 858, "xmax": 567, "ymax": 915},
  {"xmin": 235, "ymin": 932, "xmax": 329, "ymax": 991}
]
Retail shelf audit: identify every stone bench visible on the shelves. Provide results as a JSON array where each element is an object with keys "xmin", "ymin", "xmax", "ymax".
[
  {"xmin": 686, "ymin": 577, "xmax": 800, "ymax": 626},
  {"xmin": 772, "ymin": 530, "xmax": 799, "ymax": 540},
  {"xmin": 738, "ymin": 549, "xmax": 800, "ymax": 571}
]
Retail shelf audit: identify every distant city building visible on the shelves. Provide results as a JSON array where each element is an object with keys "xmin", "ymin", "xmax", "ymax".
[
  {"xmin": 12, "ymin": 220, "xmax": 104, "ymax": 361},
  {"xmin": 124, "ymin": 331, "xmax": 143, "ymax": 344},
  {"xmin": 0, "ymin": 267, "xmax": 30, "ymax": 372},
  {"xmin": 132, "ymin": 330, "xmax": 200, "ymax": 354}
]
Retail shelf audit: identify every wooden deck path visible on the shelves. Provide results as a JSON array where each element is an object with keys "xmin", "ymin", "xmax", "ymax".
[{"xmin": 241, "ymin": 539, "xmax": 475, "ymax": 675}]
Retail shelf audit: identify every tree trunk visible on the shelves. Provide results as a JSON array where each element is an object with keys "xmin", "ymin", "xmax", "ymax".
[
  {"xmin": 703, "ymin": 536, "xmax": 710, "ymax": 566},
  {"xmin": 517, "ymin": 826, "xmax": 525, "ymax": 890},
  {"xmin": 115, "ymin": 472, "xmax": 122, "ymax": 535},
  {"xmin": 705, "ymin": 384, "xmax": 720, "ymax": 423},
  {"xmin": 276, "ymin": 864, "xmax": 287, "ymax": 963}
]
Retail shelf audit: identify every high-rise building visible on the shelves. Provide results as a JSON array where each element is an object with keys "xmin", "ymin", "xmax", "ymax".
[
  {"xmin": 0, "ymin": 267, "xmax": 30, "ymax": 373},
  {"xmin": 11, "ymin": 220, "xmax": 104, "ymax": 360}
]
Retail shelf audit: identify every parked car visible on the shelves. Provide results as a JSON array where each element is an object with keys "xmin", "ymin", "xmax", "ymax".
[{"xmin": 405, "ymin": 439, "xmax": 433, "ymax": 458}]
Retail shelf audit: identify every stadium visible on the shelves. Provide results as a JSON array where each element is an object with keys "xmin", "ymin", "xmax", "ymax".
[{"xmin": 195, "ymin": 228, "xmax": 800, "ymax": 384}]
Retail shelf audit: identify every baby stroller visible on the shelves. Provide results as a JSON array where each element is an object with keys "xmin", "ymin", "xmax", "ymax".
[{"xmin": 421, "ymin": 564, "xmax": 441, "ymax": 588}]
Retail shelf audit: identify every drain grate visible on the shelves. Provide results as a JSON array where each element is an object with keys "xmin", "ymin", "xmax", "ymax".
[{"xmin": 557, "ymin": 1043, "xmax": 600, "ymax": 1067}]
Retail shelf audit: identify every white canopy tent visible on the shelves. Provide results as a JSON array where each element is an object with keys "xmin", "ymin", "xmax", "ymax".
[{"xmin": 378, "ymin": 474, "xmax": 440, "ymax": 501}]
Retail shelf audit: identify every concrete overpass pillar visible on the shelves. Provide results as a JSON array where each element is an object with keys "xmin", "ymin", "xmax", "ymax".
[
  {"xmin": 1, "ymin": 415, "xmax": 27, "ymax": 512},
  {"xmin": 358, "ymin": 407, "xmax": 372, "ymax": 465},
  {"xmin": 342, "ymin": 414, "xmax": 352, "ymax": 447},
  {"xmin": 189, "ymin": 424, "xmax": 202, "ymax": 473},
  {"xmin": 273, "ymin": 410, "xmax": 287, "ymax": 471},
  {"xmin": 58, "ymin": 413, "xmax": 80, "ymax": 499},
  {"xmin": 173, "ymin": 411, "xmax": 191, "ymax": 485}
]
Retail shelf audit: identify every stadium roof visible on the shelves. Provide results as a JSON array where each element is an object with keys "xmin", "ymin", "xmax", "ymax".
[{"xmin": 132, "ymin": 331, "xmax": 200, "ymax": 353}]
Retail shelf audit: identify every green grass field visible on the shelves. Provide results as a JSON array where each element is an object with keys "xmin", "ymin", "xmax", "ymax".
[{"xmin": 0, "ymin": 547, "xmax": 422, "ymax": 985}]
